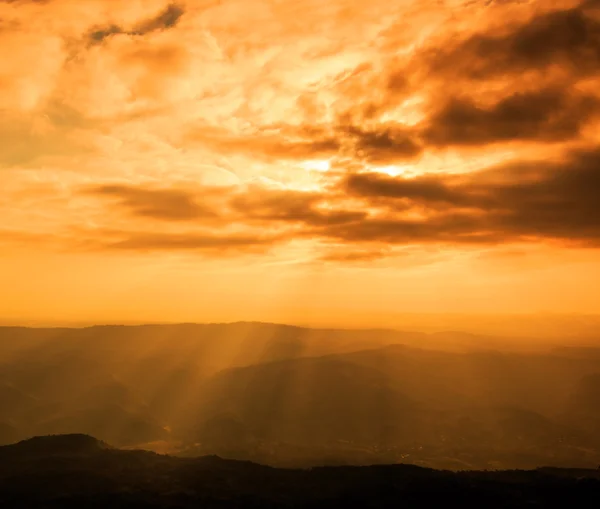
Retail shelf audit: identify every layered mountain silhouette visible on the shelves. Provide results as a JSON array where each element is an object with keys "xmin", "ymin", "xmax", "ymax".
[{"xmin": 1, "ymin": 323, "xmax": 600, "ymax": 470}]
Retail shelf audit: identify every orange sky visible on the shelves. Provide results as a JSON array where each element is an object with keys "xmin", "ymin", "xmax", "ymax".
[{"xmin": 2, "ymin": 0, "xmax": 600, "ymax": 326}]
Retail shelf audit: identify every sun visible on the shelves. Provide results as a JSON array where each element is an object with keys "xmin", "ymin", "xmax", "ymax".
[
  {"xmin": 372, "ymin": 165, "xmax": 406, "ymax": 177},
  {"xmin": 299, "ymin": 159, "xmax": 331, "ymax": 172}
]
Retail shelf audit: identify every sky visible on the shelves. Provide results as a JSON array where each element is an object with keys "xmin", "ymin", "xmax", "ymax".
[{"xmin": 2, "ymin": 0, "xmax": 600, "ymax": 326}]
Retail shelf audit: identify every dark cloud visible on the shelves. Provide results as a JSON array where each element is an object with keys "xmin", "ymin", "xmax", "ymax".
[
  {"xmin": 192, "ymin": 4, "xmax": 600, "ymax": 162},
  {"xmin": 89, "ymin": 183, "xmax": 365, "ymax": 231},
  {"xmin": 265, "ymin": 137, "xmax": 341, "ymax": 160},
  {"xmin": 90, "ymin": 185, "xmax": 220, "ymax": 221},
  {"xmin": 310, "ymin": 2, "xmax": 600, "ymax": 156},
  {"xmin": 424, "ymin": 88, "xmax": 599, "ymax": 146},
  {"xmin": 427, "ymin": 5, "xmax": 600, "ymax": 80},
  {"xmin": 319, "ymin": 249, "xmax": 392, "ymax": 263},
  {"xmin": 319, "ymin": 215, "xmax": 502, "ymax": 245},
  {"xmin": 89, "ymin": 25, "xmax": 123, "ymax": 44},
  {"xmin": 230, "ymin": 188, "xmax": 367, "ymax": 226},
  {"xmin": 133, "ymin": 3, "xmax": 185, "ymax": 35},
  {"xmin": 88, "ymin": 3, "xmax": 185, "ymax": 44},
  {"xmin": 344, "ymin": 173, "xmax": 475, "ymax": 208},
  {"xmin": 102, "ymin": 231, "xmax": 282, "ymax": 253},
  {"xmin": 200, "ymin": 89, "xmax": 588, "ymax": 161},
  {"xmin": 335, "ymin": 148, "xmax": 600, "ymax": 246},
  {"xmin": 341, "ymin": 123, "xmax": 423, "ymax": 162}
]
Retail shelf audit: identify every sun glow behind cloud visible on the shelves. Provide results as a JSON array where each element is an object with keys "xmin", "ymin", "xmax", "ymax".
[
  {"xmin": 299, "ymin": 160, "xmax": 331, "ymax": 173},
  {"xmin": 2, "ymin": 0, "xmax": 600, "ymax": 323}
]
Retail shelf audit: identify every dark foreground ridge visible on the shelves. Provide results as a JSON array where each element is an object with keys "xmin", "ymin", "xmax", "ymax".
[
  {"xmin": 0, "ymin": 434, "xmax": 112, "ymax": 457},
  {"xmin": 1, "ymin": 435, "xmax": 600, "ymax": 508}
]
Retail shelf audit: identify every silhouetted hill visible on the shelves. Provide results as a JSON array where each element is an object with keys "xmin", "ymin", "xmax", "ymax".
[
  {"xmin": 0, "ymin": 435, "xmax": 600, "ymax": 508},
  {"xmin": 0, "ymin": 434, "xmax": 110, "ymax": 458}
]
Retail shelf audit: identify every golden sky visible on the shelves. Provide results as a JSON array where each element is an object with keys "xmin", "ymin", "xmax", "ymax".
[{"xmin": 2, "ymin": 0, "xmax": 600, "ymax": 325}]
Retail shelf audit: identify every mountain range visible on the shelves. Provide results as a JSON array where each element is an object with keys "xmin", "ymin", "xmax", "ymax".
[{"xmin": 1, "ymin": 323, "xmax": 600, "ymax": 470}]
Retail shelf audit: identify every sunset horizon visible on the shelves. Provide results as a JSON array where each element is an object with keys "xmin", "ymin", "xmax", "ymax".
[
  {"xmin": 4, "ymin": 313, "xmax": 600, "ymax": 343},
  {"xmin": 3, "ymin": 2, "xmax": 600, "ymax": 504}
]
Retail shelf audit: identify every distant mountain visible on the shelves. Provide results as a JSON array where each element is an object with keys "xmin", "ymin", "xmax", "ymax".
[
  {"xmin": 2, "ymin": 323, "xmax": 600, "ymax": 469},
  {"xmin": 164, "ymin": 343, "xmax": 600, "ymax": 469},
  {"xmin": 184, "ymin": 343, "xmax": 599, "ymax": 438},
  {"xmin": 0, "ymin": 384, "xmax": 37, "ymax": 416},
  {"xmin": 561, "ymin": 373, "xmax": 600, "ymax": 439},
  {"xmin": 188, "ymin": 355, "xmax": 418, "ymax": 446}
]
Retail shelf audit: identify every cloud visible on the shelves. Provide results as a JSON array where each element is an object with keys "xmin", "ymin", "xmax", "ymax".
[
  {"xmin": 305, "ymin": 1, "xmax": 600, "ymax": 155},
  {"xmin": 423, "ymin": 87, "xmax": 599, "ymax": 146},
  {"xmin": 174, "ymin": 2, "xmax": 600, "ymax": 166},
  {"xmin": 61, "ymin": 36, "xmax": 193, "ymax": 118},
  {"xmin": 425, "ymin": 4, "xmax": 600, "ymax": 81},
  {"xmin": 133, "ymin": 3, "xmax": 185, "ymax": 34},
  {"xmin": 5, "ymin": 0, "xmax": 600, "ymax": 268},
  {"xmin": 340, "ymin": 123, "xmax": 423, "ymax": 162},
  {"xmin": 189, "ymin": 126, "xmax": 342, "ymax": 162},
  {"xmin": 229, "ymin": 186, "xmax": 367, "ymax": 226},
  {"xmin": 319, "ymin": 248, "xmax": 392, "ymax": 263},
  {"xmin": 89, "ymin": 3, "xmax": 185, "ymax": 44},
  {"xmin": 88, "ymin": 182, "xmax": 365, "ymax": 230},
  {"xmin": 343, "ymin": 173, "xmax": 473, "ymax": 207},
  {"xmin": 89, "ymin": 25, "xmax": 123, "ymax": 45},
  {"xmin": 335, "ymin": 147, "xmax": 600, "ymax": 246},
  {"xmin": 96, "ymin": 230, "xmax": 285, "ymax": 253},
  {"xmin": 83, "ymin": 144, "xmax": 600, "ymax": 254},
  {"xmin": 89, "ymin": 184, "xmax": 222, "ymax": 221},
  {"xmin": 188, "ymin": 120, "xmax": 425, "ymax": 164}
]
